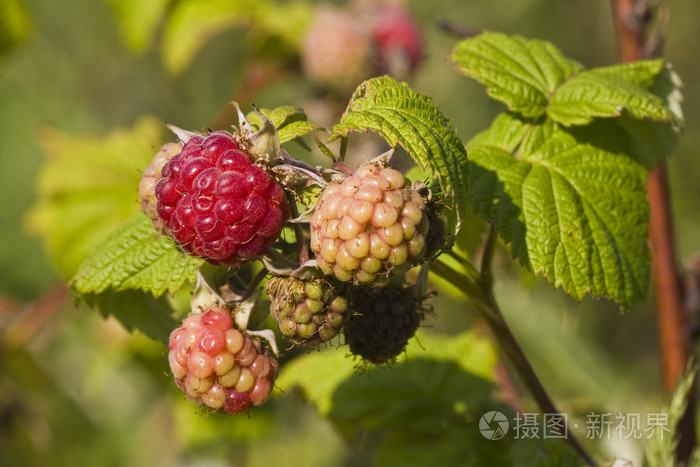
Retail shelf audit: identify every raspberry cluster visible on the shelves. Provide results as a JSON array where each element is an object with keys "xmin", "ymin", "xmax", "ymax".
[
  {"xmin": 168, "ymin": 307, "xmax": 278, "ymax": 414},
  {"xmin": 155, "ymin": 131, "xmax": 290, "ymax": 266},
  {"xmin": 310, "ymin": 164, "xmax": 429, "ymax": 284},
  {"xmin": 344, "ymin": 286, "xmax": 424, "ymax": 365},
  {"xmin": 266, "ymin": 275, "xmax": 349, "ymax": 346}
]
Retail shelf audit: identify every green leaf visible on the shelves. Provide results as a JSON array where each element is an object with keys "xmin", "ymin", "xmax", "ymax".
[
  {"xmin": 331, "ymin": 76, "xmax": 470, "ymax": 229},
  {"xmin": 73, "ymin": 215, "xmax": 202, "ymax": 298},
  {"xmin": 469, "ymin": 118, "xmax": 650, "ymax": 309},
  {"xmin": 450, "ymin": 32, "xmax": 582, "ymax": 118},
  {"xmin": 275, "ymin": 330, "xmax": 497, "ymax": 415},
  {"xmin": 81, "ymin": 289, "xmax": 178, "ymax": 344},
  {"xmin": 323, "ymin": 332, "xmax": 505, "ymax": 466},
  {"xmin": 25, "ymin": 117, "xmax": 167, "ymax": 278},
  {"xmin": 547, "ymin": 60, "xmax": 669, "ymax": 126},
  {"xmin": 245, "ymin": 106, "xmax": 316, "ymax": 143},
  {"xmin": 162, "ymin": 0, "xmax": 257, "ymax": 73},
  {"xmin": 108, "ymin": 0, "xmax": 171, "ymax": 53},
  {"xmin": 468, "ymin": 112, "xmax": 532, "ymax": 153},
  {"xmin": 611, "ymin": 63, "xmax": 684, "ymax": 169}
]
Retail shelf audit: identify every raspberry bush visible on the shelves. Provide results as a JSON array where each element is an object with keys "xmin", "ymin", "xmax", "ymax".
[{"xmin": 23, "ymin": 1, "xmax": 692, "ymax": 465}]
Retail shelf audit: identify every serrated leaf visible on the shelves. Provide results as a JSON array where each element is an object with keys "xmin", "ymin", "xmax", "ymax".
[
  {"xmin": 108, "ymin": 0, "xmax": 171, "ymax": 53},
  {"xmin": 73, "ymin": 215, "xmax": 202, "ymax": 298},
  {"xmin": 450, "ymin": 32, "xmax": 582, "ymax": 118},
  {"xmin": 547, "ymin": 60, "xmax": 669, "ymax": 126},
  {"xmin": 468, "ymin": 112, "xmax": 532, "ymax": 153},
  {"xmin": 25, "ymin": 117, "xmax": 166, "ymax": 277},
  {"xmin": 331, "ymin": 76, "xmax": 469, "ymax": 229},
  {"xmin": 469, "ymin": 119, "xmax": 650, "ymax": 309},
  {"xmin": 245, "ymin": 106, "xmax": 316, "ymax": 143},
  {"xmin": 81, "ymin": 289, "xmax": 178, "ymax": 344},
  {"xmin": 162, "ymin": 0, "xmax": 257, "ymax": 73}
]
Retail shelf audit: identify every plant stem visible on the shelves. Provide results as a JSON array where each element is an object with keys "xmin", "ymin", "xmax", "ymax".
[
  {"xmin": 431, "ymin": 242, "xmax": 596, "ymax": 464},
  {"xmin": 472, "ymin": 285, "xmax": 596, "ymax": 465},
  {"xmin": 473, "ymin": 229, "xmax": 595, "ymax": 464},
  {"xmin": 612, "ymin": 0, "xmax": 695, "ymax": 461}
]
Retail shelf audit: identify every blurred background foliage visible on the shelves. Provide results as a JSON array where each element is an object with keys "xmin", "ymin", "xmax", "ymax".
[{"xmin": 1, "ymin": 0, "xmax": 699, "ymax": 465}]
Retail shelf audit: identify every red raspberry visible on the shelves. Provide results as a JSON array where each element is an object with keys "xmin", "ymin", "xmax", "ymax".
[
  {"xmin": 139, "ymin": 142, "xmax": 183, "ymax": 232},
  {"xmin": 168, "ymin": 306, "xmax": 279, "ymax": 414},
  {"xmin": 309, "ymin": 164, "xmax": 429, "ymax": 283},
  {"xmin": 154, "ymin": 131, "xmax": 290, "ymax": 266},
  {"xmin": 301, "ymin": 7, "xmax": 374, "ymax": 93},
  {"xmin": 266, "ymin": 275, "xmax": 349, "ymax": 346},
  {"xmin": 371, "ymin": 6, "xmax": 423, "ymax": 75}
]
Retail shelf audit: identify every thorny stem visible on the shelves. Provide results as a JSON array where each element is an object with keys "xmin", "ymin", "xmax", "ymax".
[{"xmin": 612, "ymin": 0, "xmax": 695, "ymax": 462}]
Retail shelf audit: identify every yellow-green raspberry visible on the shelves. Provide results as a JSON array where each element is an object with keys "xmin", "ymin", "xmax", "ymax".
[
  {"xmin": 266, "ymin": 275, "xmax": 349, "ymax": 346},
  {"xmin": 310, "ymin": 164, "xmax": 430, "ymax": 284}
]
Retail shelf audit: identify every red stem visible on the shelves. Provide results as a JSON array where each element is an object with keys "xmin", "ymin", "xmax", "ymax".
[{"xmin": 612, "ymin": 0, "xmax": 695, "ymax": 461}]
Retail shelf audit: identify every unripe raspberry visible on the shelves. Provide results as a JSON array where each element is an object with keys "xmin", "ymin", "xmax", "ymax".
[
  {"xmin": 344, "ymin": 285, "xmax": 425, "ymax": 365},
  {"xmin": 154, "ymin": 131, "xmax": 290, "ymax": 266},
  {"xmin": 310, "ymin": 164, "xmax": 429, "ymax": 284},
  {"xmin": 168, "ymin": 306, "xmax": 279, "ymax": 414},
  {"xmin": 266, "ymin": 275, "xmax": 349, "ymax": 346},
  {"xmin": 139, "ymin": 142, "xmax": 183, "ymax": 232},
  {"xmin": 301, "ymin": 7, "xmax": 374, "ymax": 93}
]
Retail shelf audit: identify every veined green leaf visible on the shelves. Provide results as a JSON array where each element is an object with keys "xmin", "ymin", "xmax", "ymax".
[
  {"xmin": 450, "ymin": 32, "xmax": 582, "ymax": 118},
  {"xmin": 73, "ymin": 215, "xmax": 202, "ymax": 298},
  {"xmin": 25, "ymin": 117, "xmax": 166, "ymax": 277},
  {"xmin": 469, "ymin": 119, "xmax": 649, "ymax": 309},
  {"xmin": 468, "ymin": 112, "xmax": 532, "ymax": 153},
  {"xmin": 331, "ymin": 76, "xmax": 469, "ymax": 229},
  {"xmin": 245, "ymin": 106, "xmax": 316, "ymax": 143},
  {"xmin": 547, "ymin": 60, "xmax": 669, "ymax": 126}
]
